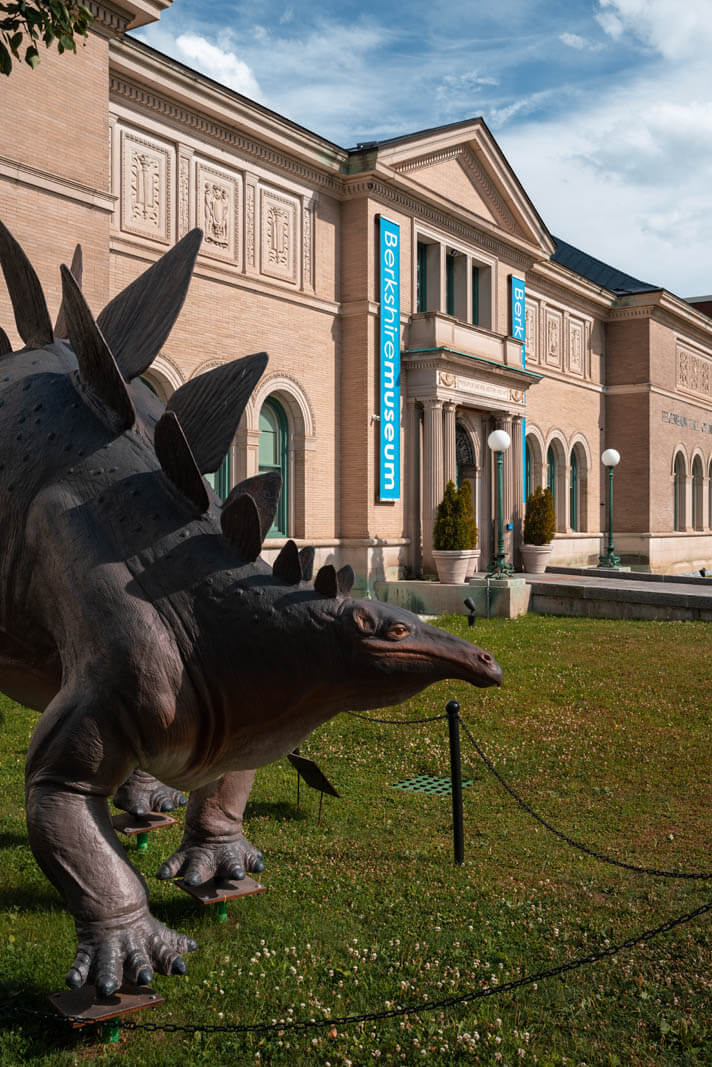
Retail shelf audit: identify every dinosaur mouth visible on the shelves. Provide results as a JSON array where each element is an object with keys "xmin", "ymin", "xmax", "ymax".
[{"xmin": 369, "ymin": 644, "xmax": 503, "ymax": 688}]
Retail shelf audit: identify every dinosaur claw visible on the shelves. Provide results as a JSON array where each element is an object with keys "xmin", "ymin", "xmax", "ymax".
[
  {"xmin": 160, "ymin": 800, "xmax": 173, "ymax": 812},
  {"xmin": 137, "ymin": 967, "xmax": 153, "ymax": 986},
  {"xmin": 171, "ymin": 957, "xmax": 187, "ymax": 976},
  {"xmin": 156, "ymin": 864, "xmax": 172, "ymax": 880},
  {"xmin": 183, "ymin": 872, "xmax": 202, "ymax": 886},
  {"xmin": 251, "ymin": 857, "xmax": 265, "ymax": 873},
  {"xmin": 228, "ymin": 866, "xmax": 246, "ymax": 881},
  {"xmin": 177, "ymin": 795, "xmax": 188, "ymax": 807},
  {"xmin": 186, "ymin": 938, "xmax": 198, "ymax": 952},
  {"xmin": 66, "ymin": 968, "xmax": 83, "ymax": 989},
  {"xmin": 97, "ymin": 978, "xmax": 119, "ymax": 998}
]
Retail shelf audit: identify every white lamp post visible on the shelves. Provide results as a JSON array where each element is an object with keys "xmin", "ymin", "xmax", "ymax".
[
  {"xmin": 487, "ymin": 429, "xmax": 512, "ymax": 577},
  {"xmin": 599, "ymin": 448, "xmax": 621, "ymax": 568}
]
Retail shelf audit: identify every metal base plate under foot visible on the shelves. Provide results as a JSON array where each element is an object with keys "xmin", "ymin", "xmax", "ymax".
[
  {"xmin": 111, "ymin": 811, "xmax": 178, "ymax": 835},
  {"xmin": 176, "ymin": 874, "xmax": 267, "ymax": 905},
  {"xmin": 49, "ymin": 984, "xmax": 164, "ymax": 1027}
]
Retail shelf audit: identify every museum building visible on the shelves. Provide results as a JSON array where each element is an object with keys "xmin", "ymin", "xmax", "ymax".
[{"xmin": 2, "ymin": 0, "xmax": 712, "ymax": 585}]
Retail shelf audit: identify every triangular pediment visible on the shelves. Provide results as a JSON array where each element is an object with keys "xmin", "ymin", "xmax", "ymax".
[{"xmin": 374, "ymin": 120, "xmax": 553, "ymax": 255}]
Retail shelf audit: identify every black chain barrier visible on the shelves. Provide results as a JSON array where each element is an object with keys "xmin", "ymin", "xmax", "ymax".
[
  {"xmin": 2, "ymin": 895, "xmax": 711, "ymax": 1034},
  {"xmin": 459, "ymin": 718, "xmax": 712, "ymax": 881},
  {"xmin": 344, "ymin": 710, "xmax": 449, "ymax": 725},
  {"xmin": 3, "ymin": 701, "xmax": 711, "ymax": 1038}
]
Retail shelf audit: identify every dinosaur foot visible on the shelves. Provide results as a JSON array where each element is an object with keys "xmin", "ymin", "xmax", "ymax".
[
  {"xmin": 67, "ymin": 911, "xmax": 197, "ymax": 997},
  {"xmin": 156, "ymin": 834, "xmax": 265, "ymax": 886},
  {"xmin": 113, "ymin": 769, "xmax": 187, "ymax": 816}
]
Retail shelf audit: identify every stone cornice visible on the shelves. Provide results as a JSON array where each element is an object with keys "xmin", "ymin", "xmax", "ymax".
[
  {"xmin": 110, "ymin": 39, "xmax": 347, "ymax": 195},
  {"xmin": 87, "ymin": 0, "xmax": 169, "ymax": 37}
]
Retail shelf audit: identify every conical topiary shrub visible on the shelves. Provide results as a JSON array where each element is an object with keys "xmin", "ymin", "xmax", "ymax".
[
  {"xmin": 432, "ymin": 480, "xmax": 479, "ymax": 582},
  {"xmin": 521, "ymin": 485, "xmax": 556, "ymax": 574}
]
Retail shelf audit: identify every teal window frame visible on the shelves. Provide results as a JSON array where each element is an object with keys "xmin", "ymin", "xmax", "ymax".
[
  {"xmin": 259, "ymin": 397, "xmax": 289, "ymax": 537},
  {"xmin": 547, "ymin": 445, "xmax": 556, "ymax": 507},
  {"xmin": 205, "ymin": 454, "xmax": 231, "ymax": 501},
  {"xmin": 471, "ymin": 265, "xmax": 479, "ymax": 325},
  {"xmin": 673, "ymin": 452, "xmax": 685, "ymax": 531},
  {"xmin": 569, "ymin": 450, "xmax": 578, "ymax": 532},
  {"xmin": 525, "ymin": 439, "xmax": 532, "ymax": 502},
  {"xmin": 446, "ymin": 253, "xmax": 455, "ymax": 316},
  {"xmin": 416, "ymin": 242, "xmax": 428, "ymax": 313}
]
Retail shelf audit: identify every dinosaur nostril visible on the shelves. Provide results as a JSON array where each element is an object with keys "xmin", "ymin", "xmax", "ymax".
[{"xmin": 479, "ymin": 652, "xmax": 492, "ymax": 663}]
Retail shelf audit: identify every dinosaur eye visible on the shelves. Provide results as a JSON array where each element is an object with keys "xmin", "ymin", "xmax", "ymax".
[{"xmin": 385, "ymin": 622, "xmax": 411, "ymax": 641}]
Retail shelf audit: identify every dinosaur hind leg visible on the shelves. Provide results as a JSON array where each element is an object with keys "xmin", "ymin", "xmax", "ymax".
[
  {"xmin": 114, "ymin": 769, "xmax": 187, "ymax": 815},
  {"xmin": 157, "ymin": 770, "xmax": 264, "ymax": 885}
]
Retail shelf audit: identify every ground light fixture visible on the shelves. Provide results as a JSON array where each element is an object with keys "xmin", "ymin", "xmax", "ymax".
[
  {"xmin": 487, "ymin": 429, "xmax": 513, "ymax": 578},
  {"xmin": 599, "ymin": 447, "xmax": 621, "ymax": 568}
]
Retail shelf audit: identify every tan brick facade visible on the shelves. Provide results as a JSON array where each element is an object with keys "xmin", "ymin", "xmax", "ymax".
[{"xmin": 2, "ymin": 1, "xmax": 712, "ymax": 578}]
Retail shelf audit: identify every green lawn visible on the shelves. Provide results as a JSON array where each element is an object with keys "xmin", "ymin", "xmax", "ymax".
[{"xmin": 1, "ymin": 615, "xmax": 711, "ymax": 1065}]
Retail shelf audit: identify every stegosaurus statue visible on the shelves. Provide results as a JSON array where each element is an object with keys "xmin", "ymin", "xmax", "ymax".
[{"xmin": 0, "ymin": 221, "xmax": 502, "ymax": 996}]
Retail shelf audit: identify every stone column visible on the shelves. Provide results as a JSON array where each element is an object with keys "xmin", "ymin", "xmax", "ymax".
[
  {"xmin": 422, "ymin": 398, "xmax": 444, "ymax": 571},
  {"xmin": 406, "ymin": 398, "xmax": 422, "ymax": 576},
  {"xmin": 443, "ymin": 401, "xmax": 457, "ymax": 486}
]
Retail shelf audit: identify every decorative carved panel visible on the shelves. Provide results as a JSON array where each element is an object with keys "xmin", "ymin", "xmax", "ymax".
[
  {"xmin": 677, "ymin": 345, "xmax": 712, "ymax": 399},
  {"xmin": 177, "ymin": 148, "xmax": 193, "ymax": 239},
  {"xmin": 245, "ymin": 174, "xmax": 257, "ymax": 270},
  {"xmin": 568, "ymin": 319, "xmax": 584, "ymax": 376},
  {"xmin": 260, "ymin": 187, "xmax": 298, "ymax": 283},
  {"xmin": 302, "ymin": 196, "xmax": 316, "ymax": 291},
  {"xmin": 196, "ymin": 161, "xmax": 241, "ymax": 264},
  {"xmin": 525, "ymin": 302, "xmax": 538, "ymax": 364},
  {"xmin": 545, "ymin": 309, "xmax": 562, "ymax": 368},
  {"xmin": 121, "ymin": 130, "xmax": 172, "ymax": 243}
]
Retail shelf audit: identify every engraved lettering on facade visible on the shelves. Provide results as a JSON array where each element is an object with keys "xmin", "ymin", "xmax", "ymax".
[
  {"xmin": 569, "ymin": 321, "xmax": 583, "ymax": 374},
  {"xmin": 179, "ymin": 155, "xmax": 190, "ymax": 236},
  {"xmin": 246, "ymin": 183, "xmax": 256, "ymax": 267},
  {"xmin": 525, "ymin": 304, "xmax": 537, "ymax": 363},
  {"xmin": 303, "ymin": 203, "xmax": 312, "ymax": 288}
]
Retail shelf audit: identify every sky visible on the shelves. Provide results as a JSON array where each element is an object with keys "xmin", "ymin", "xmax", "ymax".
[{"xmin": 136, "ymin": 0, "xmax": 712, "ymax": 300}]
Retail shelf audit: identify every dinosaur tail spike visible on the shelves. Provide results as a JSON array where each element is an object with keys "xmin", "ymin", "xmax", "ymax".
[
  {"xmin": 298, "ymin": 546, "xmax": 315, "ymax": 582},
  {"xmin": 314, "ymin": 564, "xmax": 339, "ymax": 598},
  {"xmin": 222, "ymin": 472, "xmax": 282, "ymax": 544},
  {"xmin": 154, "ymin": 410, "xmax": 209, "ymax": 513},
  {"xmin": 167, "ymin": 352, "xmax": 268, "ymax": 474},
  {"xmin": 272, "ymin": 540, "xmax": 302, "ymax": 585},
  {"xmin": 97, "ymin": 228, "xmax": 203, "ymax": 382},
  {"xmin": 0, "ymin": 219, "xmax": 53, "ymax": 348},
  {"xmin": 60, "ymin": 265, "xmax": 136, "ymax": 433},
  {"xmin": 337, "ymin": 564, "xmax": 355, "ymax": 596},
  {"xmin": 0, "ymin": 325, "xmax": 11, "ymax": 357},
  {"xmin": 54, "ymin": 243, "xmax": 83, "ymax": 339},
  {"xmin": 221, "ymin": 491, "xmax": 262, "ymax": 561}
]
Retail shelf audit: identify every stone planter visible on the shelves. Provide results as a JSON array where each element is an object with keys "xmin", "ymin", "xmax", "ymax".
[
  {"xmin": 520, "ymin": 543, "xmax": 553, "ymax": 574},
  {"xmin": 465, "ymin": 549, "xmax": 480, "ymax": 578},
  {"xmin": 433, "ymin": 549, "xmax": 478, "ymax": 584}
]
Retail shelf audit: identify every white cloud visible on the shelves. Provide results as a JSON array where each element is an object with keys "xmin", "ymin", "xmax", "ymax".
[
  {"xmin": 172, "ymin": 33, "xmax": 263, "ymax": 99},
  {"xmin": 596, "ymin": 0, "xmax": 712, "ymax": 59},
  {"xmin": 559, "ymin": 32, "xmax": 587, "ymax": 50}
]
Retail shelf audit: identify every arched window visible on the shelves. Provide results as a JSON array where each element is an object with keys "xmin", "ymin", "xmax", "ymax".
[
  {"xmin": 547, "ymin": 445, "xmax": 556, "ymax": 507},
  {"xmin": 569, "ymin": 450, "xmax": 578, "ymax": 532},
  {"xmin": 692, "ymin": 456, "xmax": 703, "ymax": 530},
  {"xmin": 205, "ymin": 454, "xmax": 231, "ymax": 500},
  {"xmin": 259, "ymin": 397, "xmax": 289, "ymax": 537},
  {"xmin": 709, "ymin": 459, "xmax": 712, "ymax": 528},
  {"xmin": 525, "ymin": 439, "xmax": 532, "ymax": 501},
  {"xmin": 673, "ymin": 452, "xmax": 686, "ymax": 531}
]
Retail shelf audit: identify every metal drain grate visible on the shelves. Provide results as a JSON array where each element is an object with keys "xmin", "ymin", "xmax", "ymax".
[{"xmin": 391, "ymin": 774, "xmax": 473, "ymax": 796}]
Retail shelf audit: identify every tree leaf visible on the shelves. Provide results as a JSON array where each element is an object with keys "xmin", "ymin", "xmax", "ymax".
[
  {"xmin": 0, "ymin": 40, "xmax": 11, "ymax": 75},
  {"xmin": 24, "ymin": 43, "xmax": 39, "ymax": 68}
]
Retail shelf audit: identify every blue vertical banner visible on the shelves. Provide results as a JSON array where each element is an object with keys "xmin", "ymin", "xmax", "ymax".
[
  {"xmin": 510, "ymin": 275, "xmax": 526, "ymax": 367},
  {"xmin": 379, "ymin": 216, "xmax": 401, "ymax": 500}
]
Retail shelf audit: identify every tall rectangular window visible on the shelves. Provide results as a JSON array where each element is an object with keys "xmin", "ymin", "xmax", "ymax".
[
  {"xmin": 472, "ymin": 265, "xmax": 480, "ymax": 325},
  {"xmin": 416, "ymin": 242, "xmax": 428, "ymax": 313},
  {"xmin": 446, "ymin": 253, "xmax": 455, "ymax": 316}
]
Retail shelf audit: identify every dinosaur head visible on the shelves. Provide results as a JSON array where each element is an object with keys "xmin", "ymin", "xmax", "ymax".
[{"xmin": 302, "ymin": 595, "xmax": 503, "ymax": 712}]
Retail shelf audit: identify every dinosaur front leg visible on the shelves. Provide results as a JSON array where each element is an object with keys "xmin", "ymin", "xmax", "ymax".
[
  {"xmin": 26, "ymin": 696, "xmax": 196, "ymax": 995},
  {"xmin": 113, "ymin": 768, "xmax": 187, "ymax": 815},
  {"xmin": 157, "ymin": 770, "xmax": 264, "ymax": 885}
]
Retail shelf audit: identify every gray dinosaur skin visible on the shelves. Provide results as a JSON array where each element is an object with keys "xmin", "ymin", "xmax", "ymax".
[{"xmin": 0, "ymin": 223, "xmax": 503, "ymax": 998}]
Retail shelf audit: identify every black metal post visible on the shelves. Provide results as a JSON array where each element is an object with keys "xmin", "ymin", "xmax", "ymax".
[{"xmin": 446, "ymin": 700, "xmax": 464, "ymax": 865}]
